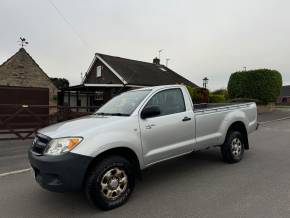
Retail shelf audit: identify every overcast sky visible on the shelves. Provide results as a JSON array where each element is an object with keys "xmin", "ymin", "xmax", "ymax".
[{"xmin": 0, "ymin": 0, "xmax": 289, "ymax": 90}]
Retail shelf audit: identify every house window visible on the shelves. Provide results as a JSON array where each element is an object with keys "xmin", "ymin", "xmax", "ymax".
[
  {"xmin": 95, "ymin": 91, "xmax": 104, "ymax": 101},
  {"xmin": 96, "ymin": 65, "xmax": 102, "ymax": 78}
]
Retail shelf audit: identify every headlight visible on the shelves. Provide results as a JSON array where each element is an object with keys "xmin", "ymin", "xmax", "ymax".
[{"xmin": 44, "ymin": 137, "xmax": 83, "ymax": 156}]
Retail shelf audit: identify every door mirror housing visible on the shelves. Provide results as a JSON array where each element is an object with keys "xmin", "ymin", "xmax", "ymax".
[{"xmin": 141, "ymin": 106, "xmax": 161, "ymax": 119}]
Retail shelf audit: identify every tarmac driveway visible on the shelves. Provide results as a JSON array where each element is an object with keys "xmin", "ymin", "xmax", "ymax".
[{"xmin": 0, "ymin": 117, "xmax": 290, "ymax": 217}]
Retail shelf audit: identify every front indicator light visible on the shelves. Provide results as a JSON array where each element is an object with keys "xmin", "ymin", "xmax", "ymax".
[{"xmin": 44, "ymin": 137, "xmax": 83, "ymax": 156}]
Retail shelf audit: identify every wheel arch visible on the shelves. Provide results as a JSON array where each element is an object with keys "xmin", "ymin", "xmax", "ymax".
[
  {"xmin": 82, "ymin": 147, "xmax": 141, "ymax": 188},
  {"xmin": 225, "ymin": 121, "xmax": 249, "ymax": 150}
]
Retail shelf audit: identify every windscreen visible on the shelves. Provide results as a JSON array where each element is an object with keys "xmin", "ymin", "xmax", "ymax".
[{"xmin": 96, "ymin": 90, "xmax": 151, "ymax": 116}]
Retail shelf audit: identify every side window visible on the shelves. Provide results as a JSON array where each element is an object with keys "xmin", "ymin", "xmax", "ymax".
[{"xmin": 144, "ymin": 88, "xmax": 186, "ymax": 116}]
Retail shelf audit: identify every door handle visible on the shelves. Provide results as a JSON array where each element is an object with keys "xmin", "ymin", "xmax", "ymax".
[
  {"xmin": 182, "ymin": 117, "xmax": 191, "ymax": 122},
  {"xmin": 145, "ymin": 124, "xmax": 156, "ymax": 129}
]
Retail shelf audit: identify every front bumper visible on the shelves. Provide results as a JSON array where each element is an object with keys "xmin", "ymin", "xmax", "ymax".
[{"xmin": 28, "ymin": 150, "xmax": 93, "ymax": 192}]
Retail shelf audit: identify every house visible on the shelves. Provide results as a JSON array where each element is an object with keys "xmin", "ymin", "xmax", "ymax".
[
  {"xmin": 0, "ymin": 48, "xmax": 58, "ymax": 107},
  {"xmin": 61, "ymin": 53, "xmax": 198, "ymax": 111},
  {"xmin": 277, "ymin": 85, "xmax": 290, "ymax": 104}
]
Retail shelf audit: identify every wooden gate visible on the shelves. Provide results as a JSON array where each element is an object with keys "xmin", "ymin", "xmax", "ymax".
[
  {"xmin": 0, "ymin": 86, "xmax": 49, "ymax": 105},
  {"xmin": 0, "ymin": 86, "xmax": 49, "ymax": 140},
  {"xmin": 0, "ymin": 104, "xmax": 51, "ymax": 140}
]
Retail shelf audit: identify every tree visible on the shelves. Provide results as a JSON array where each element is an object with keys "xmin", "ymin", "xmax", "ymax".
[{"xmin": 50, "ymin": 77, "xmax": 69, "ymax": 90}]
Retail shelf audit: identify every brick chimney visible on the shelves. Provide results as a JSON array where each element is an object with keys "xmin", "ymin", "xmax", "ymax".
[{"xmin": 153, "ymin": 57, "xmax": 160, "ymax": 65}]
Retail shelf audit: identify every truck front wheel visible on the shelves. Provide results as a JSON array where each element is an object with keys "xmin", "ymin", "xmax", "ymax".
[
  {"xmin": 221, "ymin": 131, "xmax": 245, "ymax": 163},
  {"xmin": 85, "ymin": 155, "xmax": 135, "ymax": 210}
]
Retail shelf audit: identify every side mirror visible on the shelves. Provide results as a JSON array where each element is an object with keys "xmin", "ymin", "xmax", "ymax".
[{"xmin": 141, "ymin": 106, "xmax": 161, "ymax": 119}]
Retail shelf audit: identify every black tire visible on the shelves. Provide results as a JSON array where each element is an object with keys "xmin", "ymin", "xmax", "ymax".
[
  {"xmin": 221, "ymin": 131, "xmax": 245, "ymax": 163},
  {"xmin": 85, "ymin": 155, "xmax": 135, "ymax": 210}
]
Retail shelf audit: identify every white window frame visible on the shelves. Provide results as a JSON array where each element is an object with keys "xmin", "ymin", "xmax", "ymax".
[
  {"xmin": 96, "ymin": 65, "xmax": 102, "ymax": 78},
  {"xmin": 95, "ymin": 91, "xmax": 104, "ymax": 101}
]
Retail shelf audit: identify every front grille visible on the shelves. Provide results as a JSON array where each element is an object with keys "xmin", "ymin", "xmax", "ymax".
[{"xmin": 32, "ymin": 134, "xmax": 51, "ymax": 155}]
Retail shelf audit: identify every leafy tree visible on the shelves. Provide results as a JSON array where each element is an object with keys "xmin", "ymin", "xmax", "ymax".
[{"xmin": 50, "ymin": 77, "xmax": 69, "ymax": 90}]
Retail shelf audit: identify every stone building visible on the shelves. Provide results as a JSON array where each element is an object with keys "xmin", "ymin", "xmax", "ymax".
[{"xmin": 0, "ymin": 48, "xmax": 57, "ymax": 107}]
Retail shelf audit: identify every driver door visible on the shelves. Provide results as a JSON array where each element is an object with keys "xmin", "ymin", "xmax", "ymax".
[{"xmin": 139, "ymin": 88, "xmax": 195, "ymax": 166}]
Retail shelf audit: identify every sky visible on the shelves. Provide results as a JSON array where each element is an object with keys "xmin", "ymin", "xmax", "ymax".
[{"xmin": 0, "ymin": 0, "xmax": 289, "ymax": 90}]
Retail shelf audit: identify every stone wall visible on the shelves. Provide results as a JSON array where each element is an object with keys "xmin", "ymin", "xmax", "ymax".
[{"xmin": 257, "ymin": 103, "xmax": 275, "ymax": 113}]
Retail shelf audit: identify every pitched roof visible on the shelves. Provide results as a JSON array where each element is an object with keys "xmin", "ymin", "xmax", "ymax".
[
  {"xmin": 92, "ymin": 53, "xmax": 198, "ymax": 87},
  {"xmin": 0, "ymin": 48, "xmax": 57, "ymax": 90},
  {"xmin": 280, "ymin": 85, "xmax": 290, "ymax": 96}
]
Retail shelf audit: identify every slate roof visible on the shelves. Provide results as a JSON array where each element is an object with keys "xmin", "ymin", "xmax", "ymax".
[
  {"xmin": 280, "ymin": 85, "xmax": 290, "ymax": 97},
  {"xmin": 96, "ymin": 53, "xmax": 198, "ymax": 87}
]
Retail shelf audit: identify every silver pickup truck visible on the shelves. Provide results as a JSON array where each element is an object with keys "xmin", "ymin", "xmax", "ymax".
[{"xmin": 28, "ymin": 85, "xmax": 258, "ymax": 210}]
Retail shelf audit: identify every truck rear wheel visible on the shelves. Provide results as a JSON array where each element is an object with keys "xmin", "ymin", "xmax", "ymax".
[
  {"xmin": 221, "ymin": 131, "xmax": 244, "ymax": 163},
  {"xmin": 85, "ymin": 155, "xmax": 135, "ymax": 210}
]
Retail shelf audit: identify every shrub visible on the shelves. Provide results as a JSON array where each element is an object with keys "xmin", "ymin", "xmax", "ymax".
[
  {"xmin": 212, "ymin": 89, "xmax": 226, "ymax": 95},
  {"xmin": 187, "ymin": 86, "xmax": 209, "ymax": 103},
  {"xmin": 195, "ymin": 88, "xmax": 209, "ymax": 103},
  {"xmin": 186, "ymin": 86, "xmax": 197, "ymax": 102},
  {"xmin": 209, "ymin": 94, "xmax": 225, "ymax": 103},
  {"xmin": 227, "ymin": 69, "xmax": 282, "ymax": 104},
  {"xmin": 212, "ymin": 89, "xmax": 229, "ymax": 100}
]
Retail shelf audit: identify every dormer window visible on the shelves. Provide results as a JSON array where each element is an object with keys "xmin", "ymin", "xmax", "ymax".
[{"xmin": 96, "ymin": 65, "xmax": 102, "ymax": 78}]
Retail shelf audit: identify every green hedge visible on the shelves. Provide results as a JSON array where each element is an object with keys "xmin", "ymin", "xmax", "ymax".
[
  {"xmin": 209, "ymin": 94, "xmax": 225, "ymax": 103},
  {"xmin": 227, "ymin": 69, "xmax": 282, "ymax": 104},
  {"xmin": 212, "ymin": 89, "xmax": 229, "ymax": 100}
]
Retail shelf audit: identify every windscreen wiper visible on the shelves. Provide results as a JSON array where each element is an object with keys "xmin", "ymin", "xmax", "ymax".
[
  {"xmin": 95, "ymin": 112, "xmax": 107, "ymax": 116},
  {"xmin": 109, "ymin": 113, "xmax": 130, "ymax": 116},
  {"xmin": 95, "ymin": 112, "xmax": 129, "ymax": 116}
]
